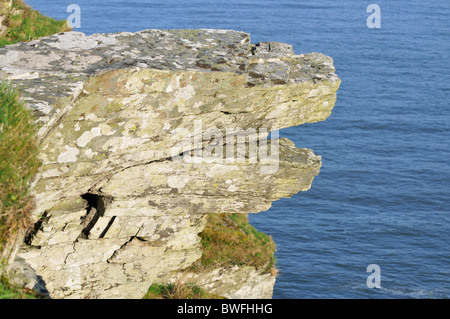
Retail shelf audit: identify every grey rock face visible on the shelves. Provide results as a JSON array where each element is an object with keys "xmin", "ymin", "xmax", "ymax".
[{"xmin": 0, "ymin": 29, "xmax": 340, "ymax": 298}]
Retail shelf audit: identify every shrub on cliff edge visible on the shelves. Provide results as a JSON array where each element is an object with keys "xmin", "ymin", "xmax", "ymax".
[
  {"xmin": 143, "ymin": 282, "xmax": 225, "ymax": 299},
  {"xmin": 0, "ymin": 81, "xmax": 40, "ymax": 264},
  {"xmin": 193, "ymin": 213, "xmax": 277, "ymax": 274}
]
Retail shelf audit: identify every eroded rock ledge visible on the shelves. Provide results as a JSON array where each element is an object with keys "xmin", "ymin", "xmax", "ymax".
[{"xmin": 0, "ymin": 29, "xmax": 340, "ymax": 298}]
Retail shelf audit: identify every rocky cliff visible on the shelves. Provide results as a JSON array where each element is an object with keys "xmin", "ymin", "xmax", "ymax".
[{"xmin": 0, "ymin": 29, "xmax": 340, "ymax": 298}]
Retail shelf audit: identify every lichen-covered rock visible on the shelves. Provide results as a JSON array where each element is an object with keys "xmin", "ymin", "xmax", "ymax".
[
  {"xmin": 0, "ymin": 0, "xmax": 11, "ymax": 16},
  {"xmin": 0, "ymin": 29, "xmax": 340, "ymax": 298},
  {"xmin": 0, "ymin": 0, "xmax": 11, "ymax": 36}
]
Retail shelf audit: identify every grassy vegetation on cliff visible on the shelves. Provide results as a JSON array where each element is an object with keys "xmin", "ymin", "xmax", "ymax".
[
  {"xmin": 0, "ymin": 1, "xmax": 65, "ymax": 299},
  {"xmin": 0, "ymin": 0, "xmax": 71, "ymax": 47},
  {"xmin": 143, "ymin": 282, "xmax": 225, "ymax": 299},
  {"xmin": 192, "ymin": 213, "xmax": 277, "ymax": 274},
  {"xmin": 0, "ymin": 81, "xmax": 40, "ymax": 262},
  {"xmin": 0, "ymin": 275, "xmax": 36, "ymax": 299},
  {"xmin": 144, "ymin": 214, "xmax": 276, "ymax": 298}
]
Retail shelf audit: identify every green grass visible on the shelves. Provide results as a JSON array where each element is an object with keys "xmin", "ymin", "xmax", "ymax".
[
  {"xmin": 144, "ymin": 213, "xmax": 276, "ymax": 299},
  {"xmin": 143, "ymin": 282, "xmax": 225, "ymax": 299},
  {"xmin": 0, "ymin": 275, "xmax": 36, "ymax": 299},
  {"xmin": 0, "ymin": 81, "xmax": 40, "ymax": 263},
  {"xmin": 0, "ymin": 0, "xmax": 71, "ymax": 47},
  {"xmin": 191, "ymin": 213, "xmax": 277, "ymax": 274}
]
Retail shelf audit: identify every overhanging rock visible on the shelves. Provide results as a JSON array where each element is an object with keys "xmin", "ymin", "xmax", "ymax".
[{"xmin": 0, "ymin": 29, "xmax": 340, "ymax": 298}]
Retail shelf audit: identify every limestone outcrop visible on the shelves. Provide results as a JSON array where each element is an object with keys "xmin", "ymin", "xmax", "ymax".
[{"xmin": 0, "ymin": 29, "xmax": 340, "ymax": 298}]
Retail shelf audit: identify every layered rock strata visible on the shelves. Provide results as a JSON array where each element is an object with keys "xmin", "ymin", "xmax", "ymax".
[{"xmin": 0, "ymin": 29, "xmax": 340, "ymax": 298}]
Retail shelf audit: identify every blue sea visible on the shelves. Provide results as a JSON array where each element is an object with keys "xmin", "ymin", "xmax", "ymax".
[{"xmin": 25, "ymin": 0, "xmax": 449, "ymax": 298}]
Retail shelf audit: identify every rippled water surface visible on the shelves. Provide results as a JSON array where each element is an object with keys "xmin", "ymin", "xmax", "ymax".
[{"xmin": 26, "ymin": 0, "xmax": 450, "ymax": 298}]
